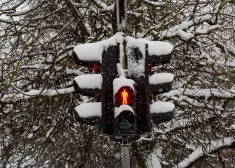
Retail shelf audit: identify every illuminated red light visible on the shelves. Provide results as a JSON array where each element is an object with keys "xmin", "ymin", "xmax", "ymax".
[
  {"xmin": 115, "ymin": 87, "xmax": 134, "ymax": 106},
  {"xmin": 121, "ymin": 89, "xmax": 129, "ymax": 104}
]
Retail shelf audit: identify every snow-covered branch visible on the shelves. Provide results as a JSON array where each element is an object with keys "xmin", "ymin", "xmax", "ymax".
[
  {"xmin": 166, "ymin": 88, "xmax": 235, "ymax": 100},
  {"xmin": 159, "ymin": 14, "xmax": 220, "ymax": 40},
  {"xmin": 176, "ymin": 137, "xmax": 235, "ymax": 168},
  {"xmin": 1, "ymin": 87, "xmax": 74, "ymax": 103}
]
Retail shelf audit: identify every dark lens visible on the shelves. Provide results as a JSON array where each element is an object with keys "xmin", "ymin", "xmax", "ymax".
[{"xmin": 118, "ymin": 111, "xmax": 135, "ymax": 130}]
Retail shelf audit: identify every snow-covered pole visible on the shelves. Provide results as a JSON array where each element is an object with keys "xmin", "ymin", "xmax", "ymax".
[
  {"xmin": 121, "ymin": 143, "xmax": 131, "ymax": 168},
  {"xmin": 116, "ymin": 1, "xmax": 131, "ymax": 167},
  {"xmin": 116, "ymin": 0, "xmax": 127, "ymax": 32},
  {"xmin": 116, "ymin": 0, "xmax": 128, "ymax": 70}
]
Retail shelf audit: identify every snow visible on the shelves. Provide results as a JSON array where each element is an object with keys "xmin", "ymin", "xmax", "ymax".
[
  {"xmin": 1, "ymin": 87, "xmax": 75, "ymax": 102},
  {"xmin": 149, "ymin": 73, "xmax": 174, "ymax": 84},
  {"xmin": 66, "ymin": 68, "xmax": 84, "ymax": 75},
  {"xmin": 126, "ymin": 36, "xmax": 173, "ymax": 77},
  {"xmin": 117, "ymin": 63, "xmax": 126, "ymax": 76},
  {"xmin": 113, "ymin": 76, "xmax": 135, "ymax": 94},
  {"xmin": 74, "ymin": 102, "xmax": 101, "ymax": 118},
  {"xmin": 159, "ymin": 14, "xmax": 213, "ymax": 40},
  {"xmin": 177, "ymin": 137, "xmax": 235, "ymax": 168},
  {"xmin": 143, "ymin": 0, "xmax": 165, "ymax": 6},
  {"xmin": 126, "ymin": 36, "xmax": 147, "ymax": 54},
  {"xmin": 126, "ymin": 37, "xmax": 147, "ymax": 77},
  {"xmin": 150, "ymin": 102, "xmax": 175, "ymax": 114},
  {"xmin": 74, "ymin": 33, "xmax": 173, "ymax": 79},
  {"xmin": 148, "ymin": 41, "xmax": 173, "ymax": 56},
  {"xmin": 114, "ymin": 105, "xmax": 134, "ymax": 117},
  {"xmin": 73, "ymin": 42, "xmax": 103, "ymax": 62},
  {"xmin": 167, "ymin": 88, "xmax": 235, "ymax": 99},
  {"xmin": 163, "ymin": 89, "xmax": 180, "ymax": 97},
  {"xmin": 230, "ymin": 124, "xmax": 235, "ymax": 130},
  {"xmin": 27, "ymin": 133, "xmax": 33, "ymax": 139},
  {"xmin": 93, "ymin": 0, "xmax": 114, "ymax": 11},
  {"xmin": 146, "ymin": 152, "xmax": 162, "ymax": 168},
  {"xmin": 4, "ymin": 127, "xmax": 11, "ymax": 135},
  {"xmin": 196, "ymin": 25, "xmax": 220, "ymax": 34},
  {"xmin": 46, "ymin": 127, "xmax": 54, "ymax": 138},
  {"xmin": 73, "ymin": 32, "xmax": 124, "ymax": 62},
  {"xmin": 74, "ymin": 74, "xmax": 102, "ymax": 89},
  {"xmin": 126, "ymin": 36, "xmax": 173, "ymax": 57}
]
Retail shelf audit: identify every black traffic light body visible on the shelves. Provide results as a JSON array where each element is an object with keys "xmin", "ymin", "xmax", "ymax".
[
  {"xmin": 73, "ymin": 42, "xmax": 119, "ymax": 135},
  {"xmin": 127, "ymin": 38, "xmax": 175, "ymax": 134},
  {"xmin": 72, "ymin": 41, "xmax": 103, "ymax": 127},
  {"xmin": 72, "ymin": 34, "xmax": 175, "ymax": 138},
  {"xmin": 100, "ymin": 45, "xmax": 119, "ymax": 135},
  {"xmin": 127, "ymin": 44, "xmax": 151, "ymax": 134}
]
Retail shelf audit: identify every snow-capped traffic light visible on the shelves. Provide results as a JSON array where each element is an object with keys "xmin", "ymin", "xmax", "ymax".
[
  {"xmin": 126, "ymin": 38, "xmax": 175, "ymax": 134},
  {"xmin": 72, "ymin": 41, "xmax": 103, "ymax": 127},
  {"xmin": 72, "ymin": 34, "xmax": 120, "ymax": 134},
  {"xmin": 113, "ymin": 77, "xmax": 136, "ymax": 135},
  {"xmin": 72, "ymin": 33, "xmax": 175, "ymax": 137}
]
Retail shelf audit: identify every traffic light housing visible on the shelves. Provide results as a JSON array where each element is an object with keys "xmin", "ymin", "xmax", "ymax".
[
  {"xmin": 100, "ymin": 45, "xmax": 119, "ymax": 135},
  {"xmin": 72, "ymin": 34, "xmax": 175, "ymax": 138},
  {"xmin": 127, "ymin": 38, "xmax": 175, "ymax": 135},
  {"xmin": 113, "ymin": 77, "xmax": 137, "ymax": 136},
  {"xmin": 72, "ymin": 35, "xmax": 120, "ymax": 135}
]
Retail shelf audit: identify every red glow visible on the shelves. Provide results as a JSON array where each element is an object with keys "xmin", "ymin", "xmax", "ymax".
[
  {"xmin": 149, "ymin": 63, "xmax": 152, "ymax": 72},
  {"xmin": 121, "ymin": 89, "xmax": 129, "ymax": 104},
  {"xmin": 93, "ymin": 64, "xmax": 99, "ymax": 73}
]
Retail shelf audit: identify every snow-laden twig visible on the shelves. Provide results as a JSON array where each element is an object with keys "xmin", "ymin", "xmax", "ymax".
[
  {"xmin": 176, "ymin": 137, "xmax": 235, "ymax": 168},
  {"xmin": 165, "ymin": 88, "xmax": 235, "ymax": 100},
  {"xmin": 92, "ymin": 0, "xmax": 114, "ymax": 11},
  {"xmin": 1, "ymin": 87, "xmax": 74, "ymax": 103},
  {"xmin": 146, "ymin": 150, "xmax": 162, "ymax": 168},
  {"xmin": 158, "ymin": 14, "xmax": 220, "ymax": 40}
]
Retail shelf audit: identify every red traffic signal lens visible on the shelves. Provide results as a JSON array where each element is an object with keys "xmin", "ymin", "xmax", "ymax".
[
  {"xmin": 120, "ymin": 88, "xmax": 129, "ymax": 105},
  {"xmin": 115, "ymin": 87, "xmax": 135, "ymax": 107},
  {"xmin": 93, "ymin": 64, "xmax": 99, "ymax": 73}
]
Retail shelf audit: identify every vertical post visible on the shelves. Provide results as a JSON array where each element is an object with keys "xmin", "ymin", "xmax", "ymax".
[
  {"xmin": 116, "ymin": 0, "xmax": 127, "ymax": 31},
  {"xmin": 121, "ymin": 143, "xmax": 131, "ymax": 168},
  {"xmin": 116, "ymin": 1, "xmax": 131, "ymax": 167}
]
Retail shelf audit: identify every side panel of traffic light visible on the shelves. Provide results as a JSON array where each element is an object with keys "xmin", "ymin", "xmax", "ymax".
[
  {"xmin": 127, "ymin": 38, "xmax": 175, "ymax": 134},
  {"xmin": 100, "ymin": 45, "xmax": 119, "ymax": 135},
  {"xmin": 74, "ymin": 102, "xmax": 101, "ymax": 126},
  {"xmin": 72, "ymin": 41, "xmax": 103, "ymax": 126},
  {"xmin": 126, "ymin": 40, "xmax": 151, "ymax": 134},
  {"xmin": 73, "ymin": 74, "xmax": 102, "ymax": 96},
  {"xmin": 146, "ymin": 41, "xmax": 175, "ymax": 124}
]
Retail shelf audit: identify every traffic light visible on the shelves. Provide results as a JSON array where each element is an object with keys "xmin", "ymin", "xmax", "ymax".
[
  {"xmin": 72, "ymin": 36, "xmax": 119, "ymax": 135},
  {"xmin": 126, "ymin": 38, "xmax": 175, "ymax": 134},
  {"xmin": 72, "ymin": 41, "xmax": 103, "ymax": 128},
  {"xmin": 113, "ymin": 76, "xmax": 137, "ymax": 135},
  {"xmin": 72, "ymin": 34, "xmax": 175, "ymax": 137}
]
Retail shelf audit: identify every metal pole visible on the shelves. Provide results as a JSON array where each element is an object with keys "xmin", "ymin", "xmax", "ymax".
[
  {"xmin": 116, "ymin": 0, "xmax": 130, "ymax": 165},
  {"xmin": 121, "ymin": 143, "xmax": 131, "ymax": 168},
  {"xmin": 116, "ymin": 0, "xmax": 127, "ymax": 31}
]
